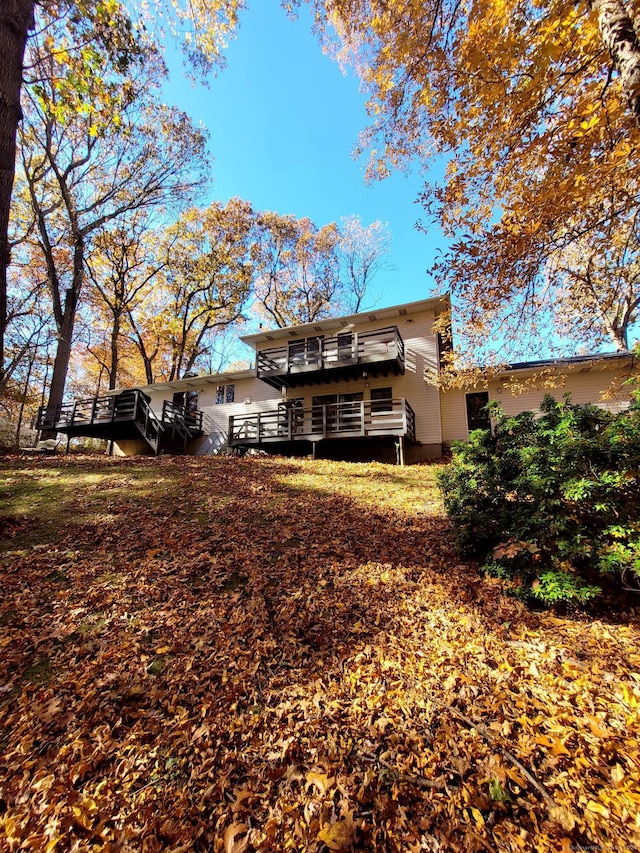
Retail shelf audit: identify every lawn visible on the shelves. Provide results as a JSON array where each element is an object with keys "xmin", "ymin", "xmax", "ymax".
[{"xmin": 1, "ymin": 455, "xmax": 639, "ymax": 852}]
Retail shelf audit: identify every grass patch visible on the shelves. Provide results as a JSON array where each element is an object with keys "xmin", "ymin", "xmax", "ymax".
[
  {"xmin": 23, "ymin": 654, "xmax": 53, "ymax": 686},
  {"xmin": 215, "ymin": 572, "xmax": 248, "ymax": 594}
]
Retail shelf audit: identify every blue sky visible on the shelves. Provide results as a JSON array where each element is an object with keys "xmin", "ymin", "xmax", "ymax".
[{"xmin": 163, "ymin": 3, "xmax": 448, "ymax": 311}]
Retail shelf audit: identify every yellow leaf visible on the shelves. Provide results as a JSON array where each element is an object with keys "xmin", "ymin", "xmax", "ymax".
[
  {"xmin": 611, "ymin": 764, "xmax": 625, "ymax": 785},
  {"xmin": 306, "ymin": 770, "xmax": 335, "ymax": 795},
  {"xmin": 549, "ymin": 806, "xmax": 576, "ymax": 832},
  {"xmin": 586, "ymin": 800, "xmax": 610, "ymax": 818},
  {"xmin": 317, "ymin": 815, "xmax": 356, "ymax": 850},
  {"xmin": 586, "ymin": 715, "xmax": 610, "ymax": 738},
  {"xmin": 470, "ymin": 807, "xmax": 485, "ymax": 828},
  {"xmin": 72, "ymin": 805, "xmax": 94, "ymax": 831}
]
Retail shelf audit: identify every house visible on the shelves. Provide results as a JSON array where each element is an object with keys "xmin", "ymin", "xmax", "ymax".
[
  {"xmin": 440, "ymin": 350, "xmax": 637, "ymax": 442},
  {"xmin": 36, "ymin": 295, "xmax": 638, "ymax": 462}
]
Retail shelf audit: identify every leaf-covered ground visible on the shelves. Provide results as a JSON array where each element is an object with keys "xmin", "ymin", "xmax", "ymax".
[{"xmin": 0, "ymin": 455, "xmax": 639, "ymax": 852}]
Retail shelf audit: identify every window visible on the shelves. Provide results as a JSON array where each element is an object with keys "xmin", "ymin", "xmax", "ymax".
[
  {"xmin": 186, "ymin": 390, "xmax": 199, "ymax": 412},
  {"xmin": 289, "ymin": 336, "xmax": 323, "ymax": 367},
  {"xmin": 371, "ymin": 387, "xmax": 393, "ymax": 414},
  {"xmin": 338, "ymin": 391, "xmax": 363, "ymax": 431},
  {"xmin": 337, "ymin": 332, "xmax": 353, "ymax": 361},
  {"xmin": 215, "ymin": 384, "xmax": 235, "ymax": 405},
  {"xmin": 466, "ymin": 392, "xmax": 490, "ymax": 432}
]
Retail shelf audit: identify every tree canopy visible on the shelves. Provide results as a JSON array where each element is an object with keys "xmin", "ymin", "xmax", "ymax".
[
  {"xmin": 0, "ymin": 0, "xmax": 246, "ymax": 389},
  {"xmin": 304, "ymin": 0, "xmax": 640, "ymax": 362}
]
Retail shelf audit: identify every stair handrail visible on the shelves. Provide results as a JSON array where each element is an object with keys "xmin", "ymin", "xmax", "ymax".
[{"xmin": 129, "ymin": 390, "xmax": 162, "ymax": 453}]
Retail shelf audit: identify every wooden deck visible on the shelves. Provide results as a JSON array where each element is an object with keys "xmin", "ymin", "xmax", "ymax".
[
  {"xmin": 36, "ymin": 391, "xmax": 204, "ymax": 455},
  {"xmin": 256, "ymin": 326, "xmax": 405, "ymax": 389},
  {"xmin": 228, "ymin": 398, "xmax": 416, "ymax": 447}
]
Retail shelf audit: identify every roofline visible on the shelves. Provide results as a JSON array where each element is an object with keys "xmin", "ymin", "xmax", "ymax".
[
  {"xmin": 240, "ymin": 294, "xmax": 450, "ymax": 347},
  {"xmin": 115, "ymin": 368, "xmax": 256, "ymax": 395},
  {"xmin": 503, "ymin": 350, "xmax": 635, "ymax": 374}
]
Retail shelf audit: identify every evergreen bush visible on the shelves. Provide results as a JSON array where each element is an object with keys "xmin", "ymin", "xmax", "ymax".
[{"xmin": 438, "ymin": 393, "xmax": 640, "ymax": 605}]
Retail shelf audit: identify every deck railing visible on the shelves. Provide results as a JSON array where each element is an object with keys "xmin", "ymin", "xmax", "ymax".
[
  {"xmin": 37, "ymin": 390, "xmax": 164, "ymax": 450},
  {"xmin": 36, "ymin": 390, "xmax": 204, "ymax": 455},
  {"xmin": 229, "ymin": 398, "xmax": 416, "ymax": 445},
  {"xmin": 161, "ymin": 400, "xmax": 204, "ymax": 436},
  {"xmin": 256, "ymin": 326, "xmax": 405, "ymax": 378}
]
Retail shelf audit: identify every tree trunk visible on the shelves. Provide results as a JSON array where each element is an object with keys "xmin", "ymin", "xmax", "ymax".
[
  {"xmin": 15, "ymin": 346, "xmax": 34, "ymax": 448},
  {"xmin": 41, "ymin": 288, "xmax": 77, "ymax": 438},
  {"xmin": 127, "ymin": 310, "xmax": 156, "ymax": 384},
  {"xmin": 0, "ymin": 1, "xmax": 35, "ymax": 391},
  {"xmin": 41, "ymin": 231, "xmax": 84, "ymax": 436},
  {"xmin": 591, "ymin": 0, "xmax": 640, "ymax": 120},
  {"xmin": 109, "ymin": 311, "xmax": 121, "ymax": 390}
]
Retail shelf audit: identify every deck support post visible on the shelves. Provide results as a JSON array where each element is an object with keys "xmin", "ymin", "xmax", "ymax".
[
  {"xmin": 312, "ymin": 441, "xmax": 317, "ymax": 460},
  {"xmin": 398, "ymin": 435, "xmax": 405, "ymax": 467},
  {"xmin": 66, "ymin": 434, "xmax": 71, "ymax": 455}
]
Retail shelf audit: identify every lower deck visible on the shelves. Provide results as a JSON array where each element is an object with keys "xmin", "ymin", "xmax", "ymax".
[{"xmin": 228, "ymin": 398, "xmax": 416, "ymax": 447}]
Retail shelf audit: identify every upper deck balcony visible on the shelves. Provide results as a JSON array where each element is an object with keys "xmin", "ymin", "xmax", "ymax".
[{"xmin": 256, "ymin": 325, "xmax": 405, "ymax": 389}]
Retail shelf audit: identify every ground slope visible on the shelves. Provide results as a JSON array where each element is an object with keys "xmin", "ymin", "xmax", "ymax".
[{"xmin": 0, "ymin": 456, "xmax": 639, "ymax": 852}]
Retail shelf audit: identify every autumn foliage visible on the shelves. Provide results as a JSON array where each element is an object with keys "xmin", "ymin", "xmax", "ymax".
[
  {"xmin": 1, "ymin": 455, "xmax": 640, "ymax": 851},
  {"xmin": 307, "ymin": 0, "xmax": 640, "ymax": 357}
]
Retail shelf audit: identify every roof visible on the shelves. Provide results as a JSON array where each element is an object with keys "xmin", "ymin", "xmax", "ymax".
[
  {"xmin": 504, "ymin": 350, "xmax": 635, "ymax": 374},
  {"xmin": 121, "ymin": 368, "xmax": 256, "ymax": 394},
  {"xmin": 240, "ymin": 294, "xmax": 450, "ymax": 347}
]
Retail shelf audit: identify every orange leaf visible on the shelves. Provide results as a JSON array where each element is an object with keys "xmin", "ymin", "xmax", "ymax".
[{"xmin": 223, "ymin": 823, "xmax": 249, "ymax": 853}]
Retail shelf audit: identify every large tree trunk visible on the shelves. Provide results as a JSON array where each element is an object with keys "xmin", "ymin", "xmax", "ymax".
[
  {"xmin": 0, "ymin": 1, "xmax": 35, "ymax": 391},
  {"xmin": 41, "ymin": 238, "xmax": 84, "ymax": 438},
  {"xmin": 591, "ymin": 0, "xmax": 640, "ymax": 119},
  {"xmin": 41, "ymin": 288, "xmax": 78, "ymax": 437},
  {"xmin": 109, "ymin": 311, "xmax": 121, "ymax": 390}
]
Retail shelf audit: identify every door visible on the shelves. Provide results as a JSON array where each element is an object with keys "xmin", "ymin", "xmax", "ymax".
[
  {"xmin": 278, "ymin": 398, "xmax": 304, "ymax": 436},
  {"xmin": 289, "ymin": 336, "xmax": 323, "ymax": 369},
  {"xmin": 338, "ymin": 391, "xmax": 363, "ymax": 431},
  {"xmin": 312, "ymin": 394, "xmax": 337, "ymax": 433},
  {"xmin": 466, "ymin": 392, "xmax": 490, "ymax": 433}
]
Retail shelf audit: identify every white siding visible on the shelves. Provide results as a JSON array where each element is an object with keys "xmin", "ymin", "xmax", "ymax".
[
  {"xmin": 400, "ymin": 311, "xmax": 442, "ymax": 446},
  {"xmin": 440, "ymin": 388, "xmax": 476, "ymax": 443},
  {"xmin": 487, "ymin": 364, "xmax": 634, "ymax": 416},
  {"xmin": 194, "ymin": 378, "xmax": 278, "ymax": 453},
  {"xmin": 144, "ymin": 377, "xmax": 278, "ymax": 454},
  {"xmin": 440, "ymin": 362, "xmax": 636, "ymax": 444}
]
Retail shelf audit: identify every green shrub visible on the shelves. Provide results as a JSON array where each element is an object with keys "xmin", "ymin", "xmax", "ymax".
[{"xmin": 438, "ymin": 393, "xmax": 640, "ymax": 605}]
